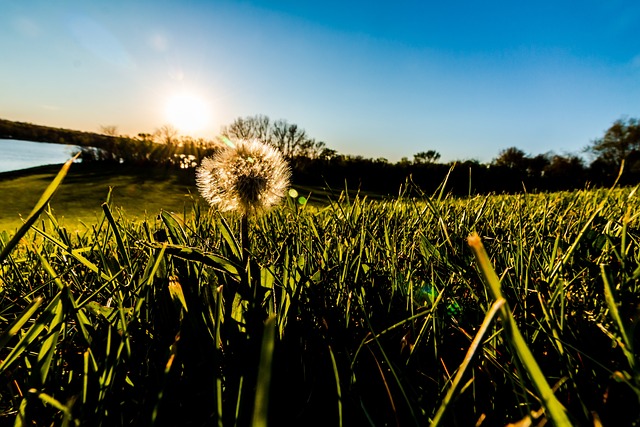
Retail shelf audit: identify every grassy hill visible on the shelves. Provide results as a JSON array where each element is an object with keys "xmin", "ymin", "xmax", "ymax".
[{"xmin": 0, "ymin": 163, "xmax": 201, "ymax": 232}]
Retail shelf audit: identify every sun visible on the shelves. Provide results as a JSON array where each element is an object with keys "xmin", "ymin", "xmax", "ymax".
[{"xmin": 165, "ymin": 93, "xmax": 211, "ymax": 134}]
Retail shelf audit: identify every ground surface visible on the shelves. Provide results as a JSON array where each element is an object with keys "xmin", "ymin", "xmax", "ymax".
[{"xmin": 0, "ymin": 164, "xmax": 201, "ymax": 232}]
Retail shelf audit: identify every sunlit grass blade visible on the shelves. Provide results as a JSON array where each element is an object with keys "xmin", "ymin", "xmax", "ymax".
[
  {"xmin": 161, "ymin": 210, "xmax": 189, "ymax": 245},
  {"xmin": 0, "ymin": 292, "xmax": 63, "ymax": 375},
  {"xmin": 601, "ymin": 264, "xmax": 635, "ymax": 370},
  {"xmin": 215, "ymin": 285, "xmax": 224, "ymax": 427},
  {"xmin": 468, "ymin": 233, "xmax": 572, "ymax": 426},
  {"xmin": 252, "ymin": 315, "xmax": 276, "ymax": 427},
  {"xmin": 36, "ymin": 297, "xmax": 63, "ymax": 383},
  {"xmin": 30, "ymin": 225, "xmax": 115, "ymax": 282},
  {"xmin": 217, "ymin": 212, "xmax": 241, "ymax": 260},
  {"xmin": 34, "ymin": 239, "xmax": 68, "ymax": 383},
  {"xmin": 146, "ymin": 242, "xmax": 242, "ymax": 279},
  {"xmin": 168, "ymin": 275, "xmax": 188, "ymax": 313},
  {"xmin": 102, "ymin": 202, "xmax": 132, "ymax": 269},
  {"xmin": 0, "ymin": 297, "xmax": 43, "ymax": 349}
]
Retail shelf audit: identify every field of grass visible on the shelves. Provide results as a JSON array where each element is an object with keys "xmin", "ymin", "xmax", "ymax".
[
  {"xmin": 1, "ymin": 162, "xmax": 639, "ymax": 426},
  {"xmin": 0, "ymin": 164, "xmax": 199, "ymax": 232},
  {"xmin": 0, "ymin": 164, "xmax": 349, "ymax": 233}
]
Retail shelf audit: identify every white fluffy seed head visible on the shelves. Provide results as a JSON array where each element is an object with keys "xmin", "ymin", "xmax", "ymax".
[{"xmin": 196, "ymin": 139, "xmax": 291, "ymax": 215}]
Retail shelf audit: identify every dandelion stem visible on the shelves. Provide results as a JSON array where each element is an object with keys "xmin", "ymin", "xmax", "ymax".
[{"xmin": 241, "ymin": 214, "xmax": 250, "ymax": 266}]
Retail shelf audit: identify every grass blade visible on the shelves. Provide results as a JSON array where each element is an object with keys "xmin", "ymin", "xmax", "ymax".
[
  {"xmin": 601, "ymin": 264, "xmax": 635, "ymax": 370},
  {"xmin": 468, "ymin": 232, "xmax": 572, "ymax": 427},
  {"xmin": 102, "ymin": 202, "xmax": 132, "ymax": 269},
  {"xmin": 0, "ymin": 297, "xmax": 44, "ymax": 349},
  {"xmin": 252, "ymin": 315, "xmax": 276, "ymax": 427},
  {"xmin": 328, "ymin": 345, "xmax": 343, "ymax": 427},
  {"xmin": 430, "ymin": 298, "xmax": 505, "ymax": 426},
  {"xmin": 0, "ymin": 292, "xmax": 63, "ymax": 374}
]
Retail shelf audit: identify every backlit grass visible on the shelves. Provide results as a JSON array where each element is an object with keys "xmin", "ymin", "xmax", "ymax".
[{"xmin": 0, "ymin": 162, "xmax": 639, "ymax": 426}]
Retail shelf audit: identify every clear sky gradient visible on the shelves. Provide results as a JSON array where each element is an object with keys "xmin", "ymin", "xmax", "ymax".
[{"xmin": 2, "ymin": 0, "xmax": 639, "ymax": 162}]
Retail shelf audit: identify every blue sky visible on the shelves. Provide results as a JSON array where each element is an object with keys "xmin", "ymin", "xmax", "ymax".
[{"xmin": 1, "ymin": 0, "xmax": 639, "ymax": 162}]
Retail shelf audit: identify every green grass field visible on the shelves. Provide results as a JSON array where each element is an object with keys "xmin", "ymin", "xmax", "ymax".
[
  {"xmin": 0, "ymin": 164, "xmax": 201, "ymax": 232},
  {"xmin": 0, "ymin": 162, "xmax": 639, "ymax": 426}
]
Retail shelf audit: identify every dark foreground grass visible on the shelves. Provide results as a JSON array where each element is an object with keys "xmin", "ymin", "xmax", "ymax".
[{"xmin": 0, "ymin": 162, "xmax": 639, "ymax": 426}]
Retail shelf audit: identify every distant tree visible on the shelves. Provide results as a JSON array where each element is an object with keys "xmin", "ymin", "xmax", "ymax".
[
  {"xmin": 397, "ymin": 157, "xmax": 412, "ymax": 166},
  {"xmin": 413, "ymin": 150, "xmax": 441, "ymax": 164},
  {"xmin": 272, "ymin": 120, "xmax": 309, "ymax": 158},
  {"xmin": 155, "ymin": 124, "xmax": 179, "ymax": 145},
  {"xmin": 588, "ymin": 117, "xmax": 640, "ymax": 173},
  {"xmin": 318, "ymin": 147, "xmax": 338, "ymax": 160},
  {"xmin": 544, "ymin": 154, "xmax": 587, "ymax": 190},
  {"xmin": 221, "ymin": 115, "xmax": 326, "ymax": 159},
  {"xmin": 222, "ymin": 114, "xmax": 271, "ymax": 142},
  {"xmin": 99, "ymin": 125, "xmax": 119, "ymax": 136},
  {"xmin": 493, "ymin": 147, "xmax": 528, "ymax": 169},
  {"xmin": 527, "ymin": 153, "xmax": 550, "ymax": 177},
  {"xmin": 137, "ymin": 133, "xmax": 155, "ymax": 143}
]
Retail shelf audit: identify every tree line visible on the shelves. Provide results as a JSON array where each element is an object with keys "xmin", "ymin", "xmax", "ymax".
[
  {"xmin": 221, "ymin": 115, "xmax": 640, "ymax": 194},
  {"xmin": 0, "ymin": 119, "xmax": 219, "ymax": 169},
  {"xmin": 1, "ymin": 115, "xmax": 639, "ymax": 195}
]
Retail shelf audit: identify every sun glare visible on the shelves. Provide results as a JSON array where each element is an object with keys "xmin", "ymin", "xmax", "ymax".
[{"xmin": 165, "ymin": 93, "xmax": 211, "ymax": 134}]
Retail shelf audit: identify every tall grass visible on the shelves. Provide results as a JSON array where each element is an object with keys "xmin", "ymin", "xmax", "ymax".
[{"xmin": 0, "ymin": 164, "xmax": 639, "ymax": 425}]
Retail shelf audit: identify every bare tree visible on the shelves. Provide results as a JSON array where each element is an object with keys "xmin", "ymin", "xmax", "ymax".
[
  {"xmin": 155, "ymin": 124, "xmax": 179, "ymax": 145},
  {"xmin": 221, "ymin": 115, "xmax": 271, "ymax": 142},
  {"xmin": 221, "ymin": 115, "xmax": 326, "ymax": 159},
  {"xmin": 272, "ymin": 120, "xmax": 309, "ymax": 158},
  {"xmin": 303, "ymin": 139, "xmax": 328, "ymax": 159},
  {"xmin": 99, "ymin": 125, "xmax": 119, "ymax": 136}
]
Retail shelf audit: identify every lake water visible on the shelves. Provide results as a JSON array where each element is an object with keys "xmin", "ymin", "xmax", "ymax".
[{"xmin": 0, "ymin": 139, "xmax": 79, "ymax": 173}]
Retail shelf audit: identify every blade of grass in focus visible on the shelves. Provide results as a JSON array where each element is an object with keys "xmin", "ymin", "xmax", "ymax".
[
  {"xmin": 252, "ymin": 316, "xmax": 276, "ymax": 427},
  {"xmin": 601, "ymin": 264, "xmax": 635, "ymax": 371},
  {"xmin": 468, "ymin": 232, "xmax": 572, "ymax": 426}
]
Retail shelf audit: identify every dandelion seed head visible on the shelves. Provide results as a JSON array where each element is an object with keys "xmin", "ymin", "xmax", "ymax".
[{"xmin": 196, "ymin": 138, "xmax": 291, "ymax": 215}]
